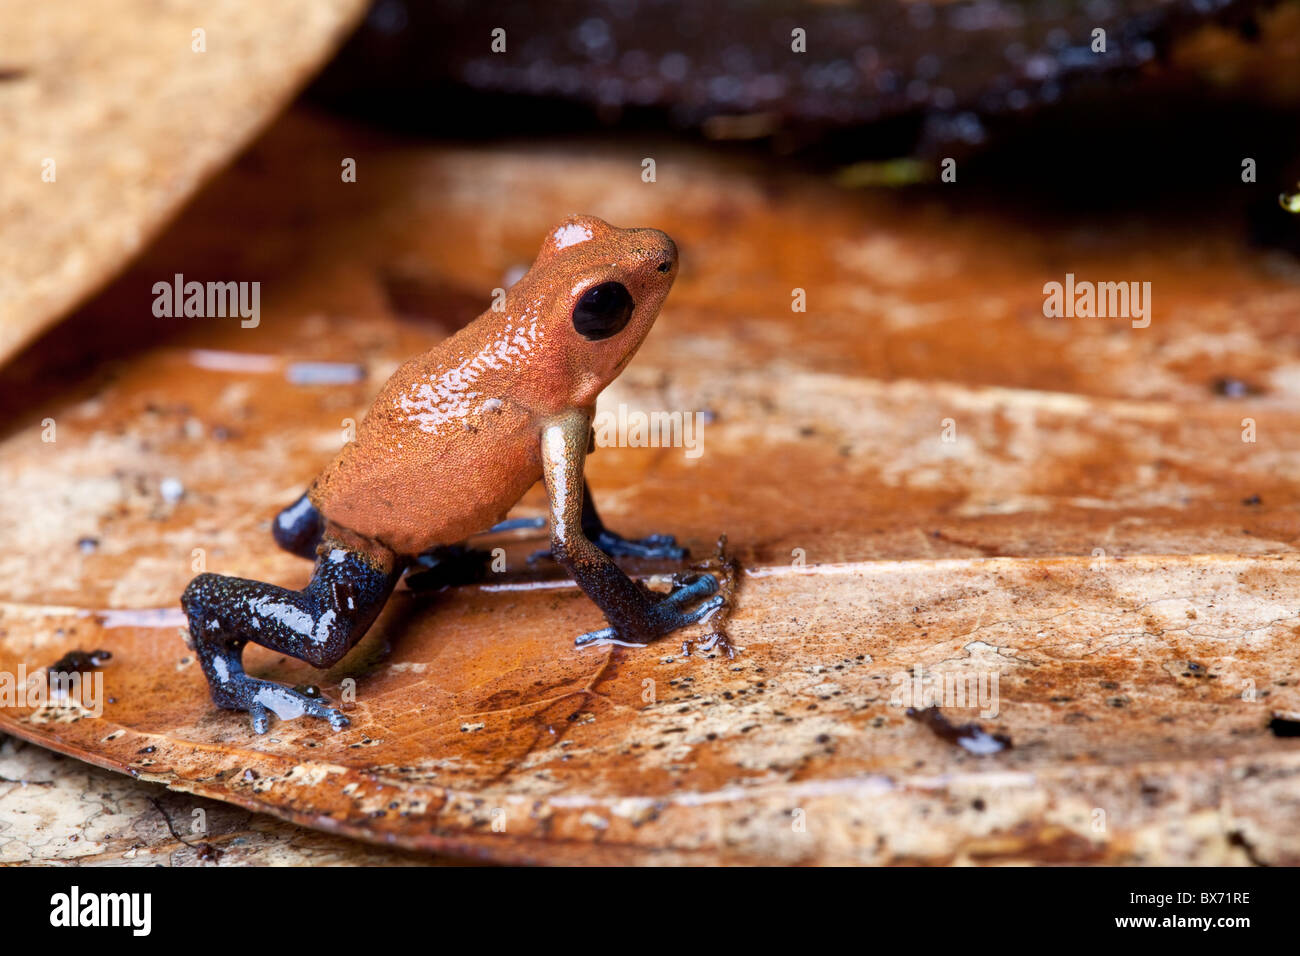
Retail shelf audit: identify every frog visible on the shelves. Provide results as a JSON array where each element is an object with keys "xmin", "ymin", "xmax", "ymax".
[{"xmin": 180, "ymin": 215, "xmax": 723, "ymax": 734}]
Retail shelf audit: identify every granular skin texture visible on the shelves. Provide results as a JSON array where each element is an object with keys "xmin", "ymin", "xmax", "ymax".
[{"xmin": 309, "ymin": 214, "xmax": 678, "ymax": 558}]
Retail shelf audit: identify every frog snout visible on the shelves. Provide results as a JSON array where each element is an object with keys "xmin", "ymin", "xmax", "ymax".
[{"xmin": 636, "ymin": 229, "xmax": 678, "ymax": 274}]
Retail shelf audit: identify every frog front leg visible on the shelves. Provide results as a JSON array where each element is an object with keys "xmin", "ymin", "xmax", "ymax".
[
  {"xmin": 542, "ymin": 413, "xmax": 723, "ymax": 647},
  {"xmin": 180, "ymin": 539, "xmax": 404, "ymax": 733},
  {"xmin": 529, "ymin": 480, "xmax": 686, "ymax": 563}
]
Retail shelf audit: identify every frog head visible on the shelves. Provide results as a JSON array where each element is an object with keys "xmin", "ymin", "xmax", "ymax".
[{"xmin": 519, "ymin": 214, "xmax": 678, "ymax": 408}]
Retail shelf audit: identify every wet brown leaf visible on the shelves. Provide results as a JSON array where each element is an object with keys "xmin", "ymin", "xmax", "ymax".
[{"xmin": 2, "ymin": 110, "xmax": 1300, "ymax": 864}]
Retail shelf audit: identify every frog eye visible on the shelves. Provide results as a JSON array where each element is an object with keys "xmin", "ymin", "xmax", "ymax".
[{"xmin": 572, "ymin": 281, "xmax": 635, "ymax": 340}]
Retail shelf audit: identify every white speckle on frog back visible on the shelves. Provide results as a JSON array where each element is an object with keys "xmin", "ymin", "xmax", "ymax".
[
  {"xmin": 397, "ymin": 308, "xmax": 545, "ymax": 435},
  {"xmin": 553, "ymin": 222, "xmax": 593, "ymax": 250}
]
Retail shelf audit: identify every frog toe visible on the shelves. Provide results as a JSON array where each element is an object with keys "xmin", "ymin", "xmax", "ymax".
[
  {"xmin": 575, "ymin": 625, "xmax": 617, "ymax": 647},
  {"xmin": 673, "ymin": 593, "xmax": 725, "ymax": 625},
  {"xmin": 248, "ymin": 701, "xmax": 270, "ymax": 735},
  {"xmin": 663, "ymin": 572, "xmax": 719, "ymax": 608},
  {"xmin": 305, "ymin": 698, "xmax": 351, "ymax": 730},
  {"xmin": 212, "ymin": 676, "xmax": 350, "ymax": 734}
]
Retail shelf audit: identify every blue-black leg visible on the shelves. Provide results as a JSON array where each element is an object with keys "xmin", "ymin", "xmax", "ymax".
[
  {"xmin": 272, "ymin": 492, "xmax": 324, "ymax": 560},
  {"xmin": 404, "ymin": 518, "xmax": 549, "ymax": 590},
  {"xmin": 532, "ymin": 481, "xmax": 686, "ymax": 562},
  {"xmin": 181, "ymin": 542, "xmax": 402, "ymax": 733},
  {"xmin": 404, "ymin": 544, "xmax": 494, "ymax": 591},
  {"xmin": 541, "ymin": 417, "xmax": 721, "ymax": 649},
  {"xmin": 581, "ymin": 481, "xmax": 687, "ymax": 559},
  {"xmin": 573, "ymin": 572, "xmax": 722, "ymax": 646}
]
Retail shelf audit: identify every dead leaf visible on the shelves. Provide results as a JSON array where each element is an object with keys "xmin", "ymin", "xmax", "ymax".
[
  {"xmin": 0, "ymin": 0, "xmax": 367, "ymax": 364},
  {"xmin": 2, "ymin": 109, "xmax": 1299, "ymax": 864}
]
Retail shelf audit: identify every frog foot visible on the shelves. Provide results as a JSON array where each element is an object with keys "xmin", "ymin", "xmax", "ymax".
[
  {"xmin": 575, "ymin": 572, "xmax": 723, "ymax": 647},
  {"xmin": 211, "ymin": 676, "xmax": 350, "ymax": 735}
]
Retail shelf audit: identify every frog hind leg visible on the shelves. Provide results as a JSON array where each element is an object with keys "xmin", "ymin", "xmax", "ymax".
[
  {"xmin": 271, "ymin": 491, "xmax": 324, "ymax": 560},
  {"xmin": 181, "ymin": 539, "xmax": 403, "ymax": 734}
]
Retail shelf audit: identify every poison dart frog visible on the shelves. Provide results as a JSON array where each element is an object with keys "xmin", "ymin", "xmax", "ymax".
[{"xmin": 181, "ymin": 215, "xmax": 722, "ymax": 733}]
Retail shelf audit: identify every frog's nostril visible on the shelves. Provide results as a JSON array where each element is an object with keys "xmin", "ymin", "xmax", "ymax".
[{"xmin": 657, "ymin": 259, "xmax": 672, "ymax": 273}]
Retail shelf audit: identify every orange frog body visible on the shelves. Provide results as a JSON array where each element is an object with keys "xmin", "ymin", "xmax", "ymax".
[
  {"xmin": 181, "ymin": 216, "xmax": 723, "ymax": 734},
  {"xmin": 310, "ymin": 216, "xmax": 674, "ymax": 556}
]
